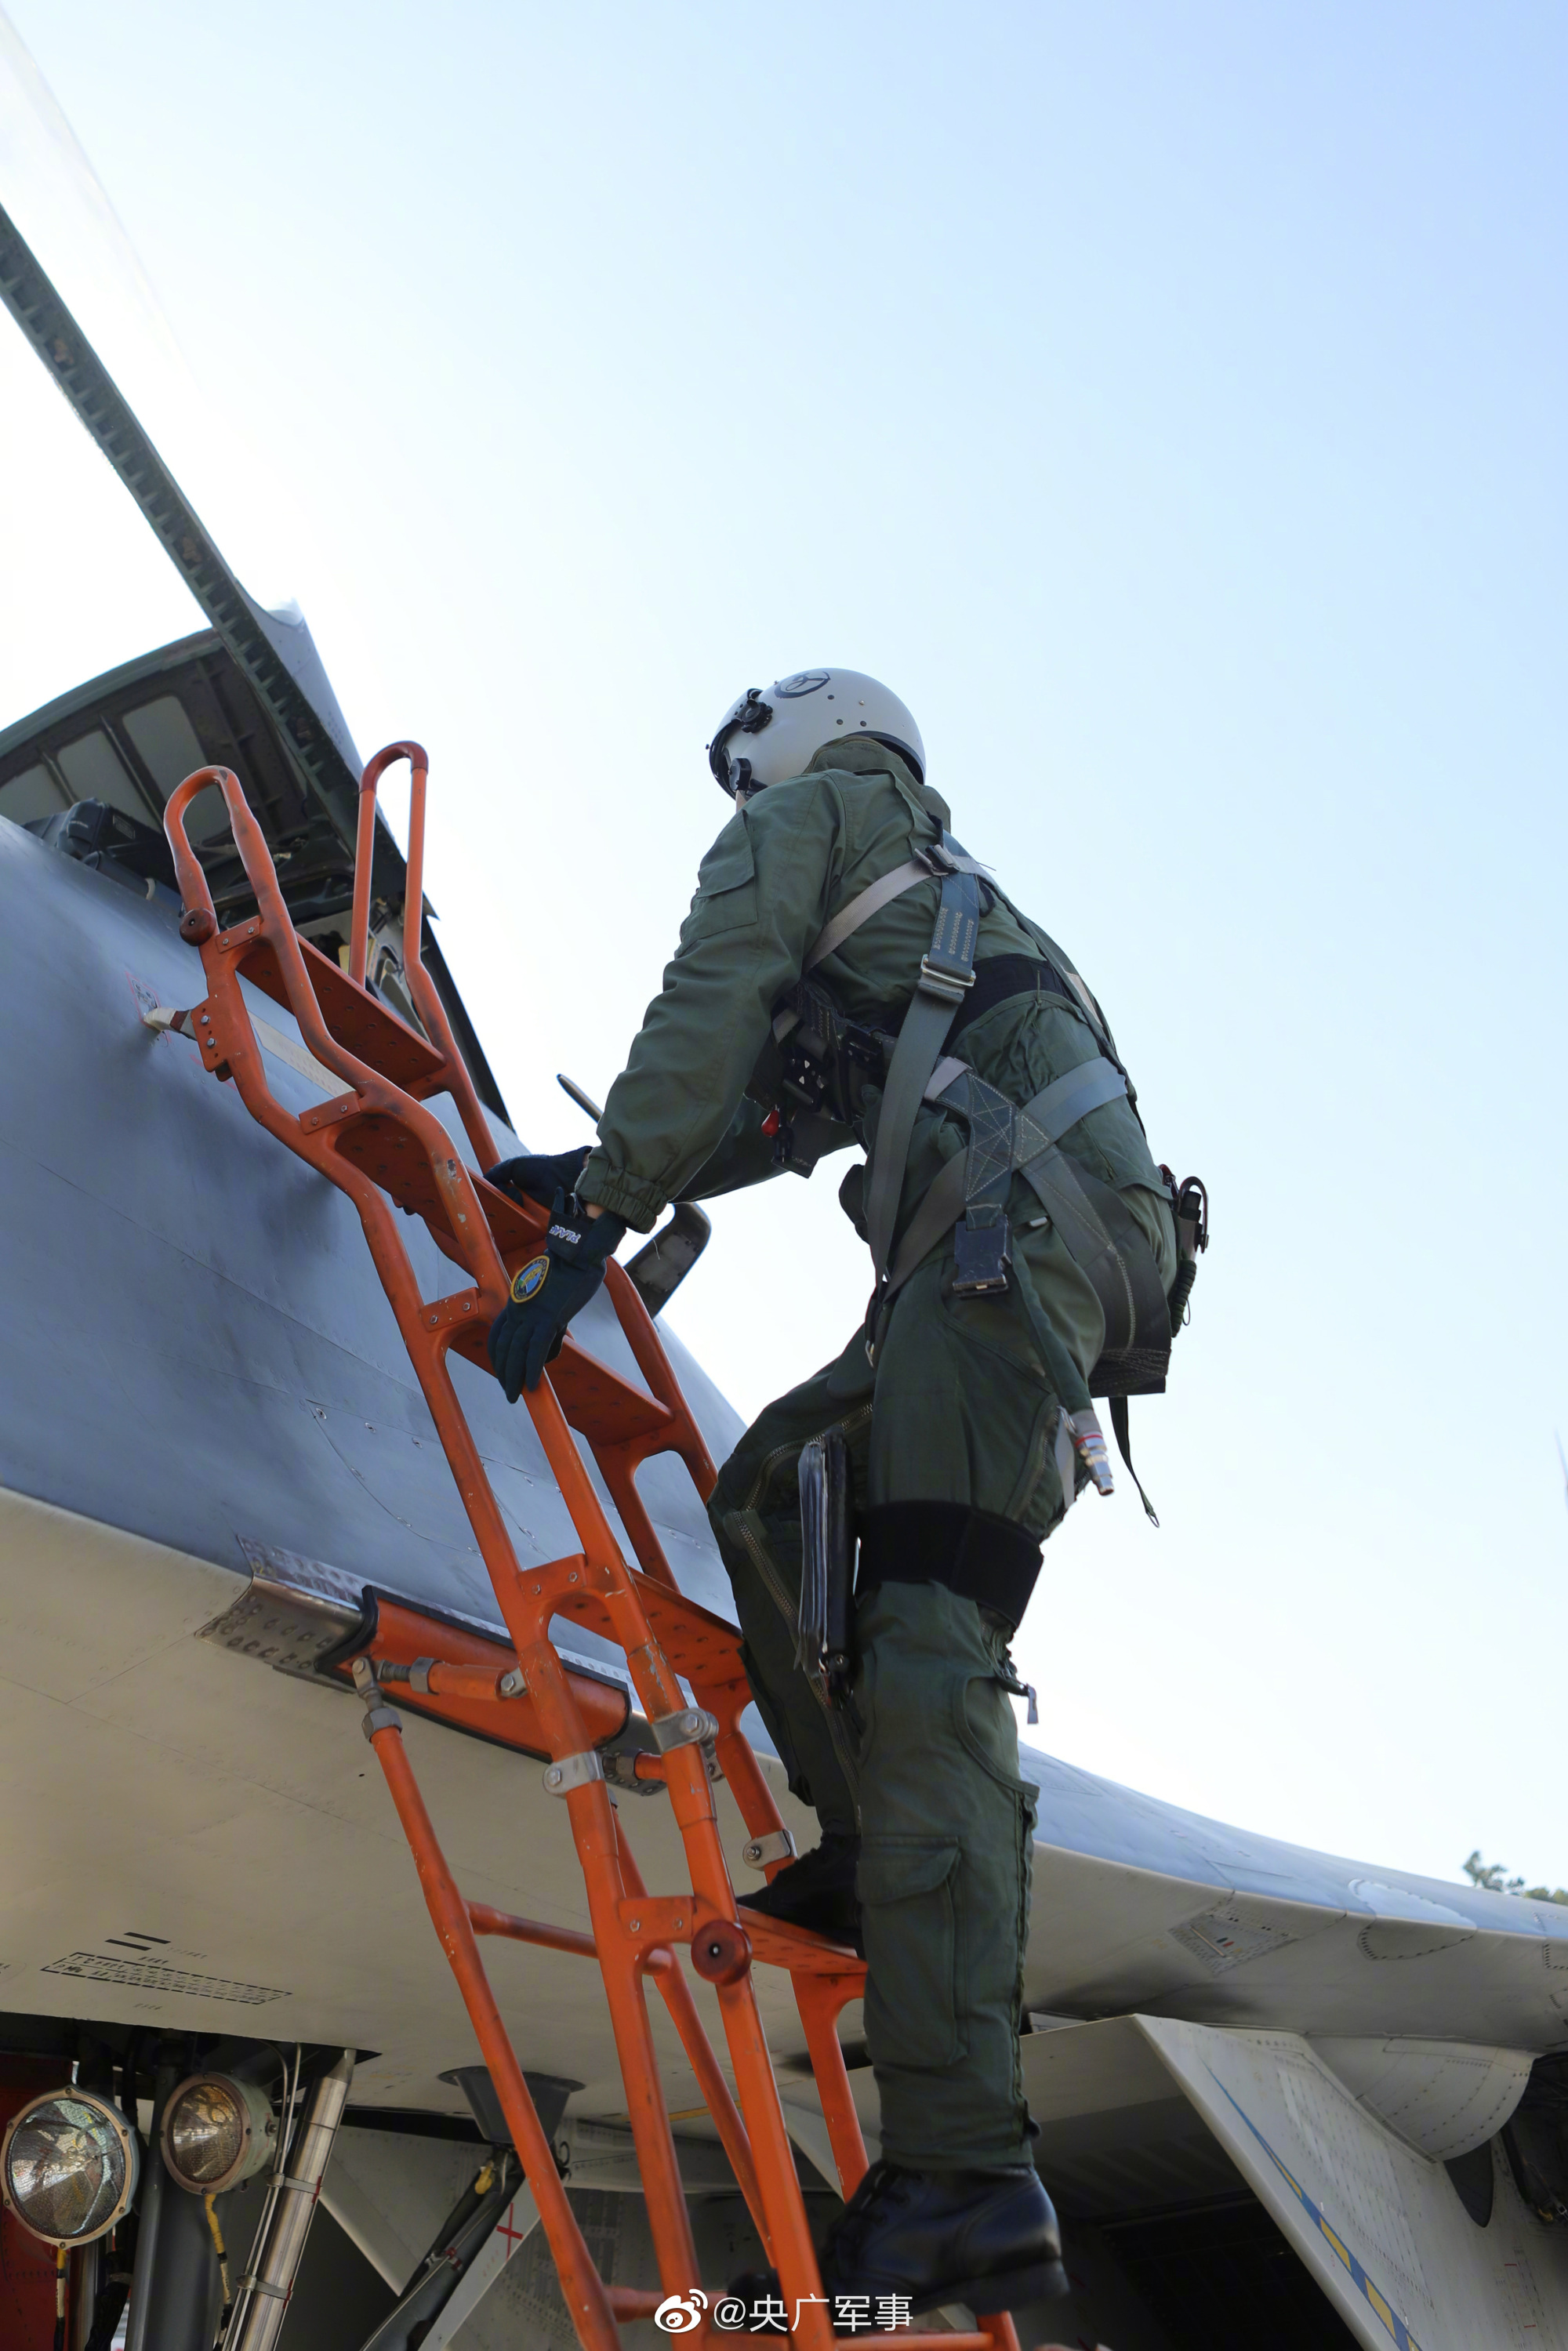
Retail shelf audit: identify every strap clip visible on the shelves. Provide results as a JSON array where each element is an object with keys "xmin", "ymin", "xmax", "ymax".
[
  {"xmin": 916, "ymin": 840, "xmax": 961, "ymax": 876},
  {"xmin": 543, "ymin": 1750, "xmax": 605, "ymax": 1796},
  {"xmin": 951, "ymin": 1210, "xmax": 1012, "ymax": 1296}
]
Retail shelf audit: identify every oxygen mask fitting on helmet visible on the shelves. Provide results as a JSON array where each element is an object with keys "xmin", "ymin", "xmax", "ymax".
[
  {"xmin": 707, "ymin": 687, "xmax": 775, "ymax": 798},
  {"xmin": 706, "ymin": 669, "xmax": 927, "ymax": 799}
]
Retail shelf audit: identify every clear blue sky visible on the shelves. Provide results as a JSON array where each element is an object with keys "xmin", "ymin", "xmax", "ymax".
[{"xmin": 2, "ymin": 2, "xmax": 1563, "ymax": 1890}]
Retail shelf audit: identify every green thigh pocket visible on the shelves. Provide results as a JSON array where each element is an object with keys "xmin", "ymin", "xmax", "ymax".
[{"xmin": 858, "ymin": 1838, "xmax": 965, "ymax": 2071}]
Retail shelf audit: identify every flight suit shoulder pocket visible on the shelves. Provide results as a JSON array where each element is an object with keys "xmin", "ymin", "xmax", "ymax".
[{"xmin": 682, "ymin": 820, "xmax": 758, "ymax": 941}]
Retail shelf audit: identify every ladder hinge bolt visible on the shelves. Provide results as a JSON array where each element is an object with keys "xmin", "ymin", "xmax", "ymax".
[{"xmin": 652, "ymin": 1707, "xmax": 720, "ymax": 1754}]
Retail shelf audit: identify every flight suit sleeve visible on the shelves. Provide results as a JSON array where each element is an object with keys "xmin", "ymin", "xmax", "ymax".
[
  {"xmin": 677, "ymin": 1098, "xmax": 783, "ymax": 1203},
  {"xmin": 575, "ymin": 782, "xmax": 845, "ymax": 1231}
]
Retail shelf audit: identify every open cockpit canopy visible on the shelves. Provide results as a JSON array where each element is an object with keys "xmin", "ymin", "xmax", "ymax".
[
  {"xmin": 0, "ymin": 20, "xmax": 507, "ymax": 1119},
  {"xmin": 0, "ymin": 629, "xmax": 509, "ymax": 1119}
]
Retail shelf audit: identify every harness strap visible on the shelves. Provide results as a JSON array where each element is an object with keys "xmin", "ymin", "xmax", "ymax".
[
  {"xmin": 924, "ymin": 1054, "xmax": 971, "ymax": 1101},
  {"xmin": 862, "ymin": 836, "xmax": 982, "ymax": 1283},
  {"xmin": 880, "ymin": 1054, "xmax": 1130, "ymax": 1304},
  {"xmin": 858, "ymin": 953, "xmax": 1068, "ymax": 1054},
  {"xmin": 803, "ymin": 847, "xmax": 991, "ymax": 974},
  {"xmin": 1014, "ymin": 1057, "xmax": 1130, "ymax": 1175},
  {"xmin": 1109, "ymin": 1395, "xmax": 1160, "ymax": 1526}
]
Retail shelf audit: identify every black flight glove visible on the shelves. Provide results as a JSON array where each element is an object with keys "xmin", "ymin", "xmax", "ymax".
[
  {"xmin": 487, "ymin": 1189, "xmax": 627, "ymax": 1402},
  {"xmin": 485, "ymin": 1145, "xmax": 590, "ymax": 1208}
]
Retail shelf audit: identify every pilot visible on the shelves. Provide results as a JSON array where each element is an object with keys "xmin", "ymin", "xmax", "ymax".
[{"xmin": 486, "ymin": 669, "xmax": 1178, "ymax": 2317}]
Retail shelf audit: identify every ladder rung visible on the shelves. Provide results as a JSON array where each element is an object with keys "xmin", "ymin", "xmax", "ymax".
[
  {"xmin": 739, "ymin": 1914, "xmax": 866, "ymax": 1980},
  {"xmin": 216, "ymin": 920, "xmax": 693, "ymax": 1460},
  {"xmin": 547, "ymin": 1348, "xmax": 676, "ymax": 1446},
  {"xmin": 467, "ymin": 1903, "xmax": 599, "ymax": 1961},
  {"xmin": 551, "ymin": 1569, "xmax": 746, "ymax": 1682},
  {"xmin": 224, "ymin": 925, "xmax": 448, "ymax": 1091},
  {"xmin": 437, "ymin": 1315, "xmax": 674, "ymax": 1447}
]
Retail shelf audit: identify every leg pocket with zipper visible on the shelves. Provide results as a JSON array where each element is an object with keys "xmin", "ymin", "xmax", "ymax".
[{"xmin": 858, "ymin": 1837, "xmax": 965, "ymax": 2072}]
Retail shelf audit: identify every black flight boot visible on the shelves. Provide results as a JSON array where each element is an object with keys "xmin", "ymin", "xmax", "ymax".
[
  {"xmin": 731, "ymin": 2157, "xmax": 1067, "ymax": 2327},
  {"xmin": 735, "ymin": 1832, "xmax": 862, "ymax": 1953}
]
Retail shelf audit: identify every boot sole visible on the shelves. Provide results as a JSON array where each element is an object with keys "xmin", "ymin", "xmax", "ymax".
[{"xmin": 920, "ymin": 2255, "xmax": 1070, "ymax": 2315}]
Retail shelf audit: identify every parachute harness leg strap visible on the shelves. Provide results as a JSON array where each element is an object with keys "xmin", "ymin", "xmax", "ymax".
[{"xmin": 164, "ymin": 757, "xmax": 1004, "ymax": 2351}]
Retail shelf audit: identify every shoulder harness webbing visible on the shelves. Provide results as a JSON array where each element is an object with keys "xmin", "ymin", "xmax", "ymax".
[{"xmin": 795, "ymin": 826, "xmax": 1210, "ymax": 1526}]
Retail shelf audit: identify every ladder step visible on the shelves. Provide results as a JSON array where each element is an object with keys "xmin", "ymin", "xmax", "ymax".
[
  {"xmin": 215, "ymin": 921, "xmax": 695, "ymax": 1461},
  {"xmin": 435, "ymin": 1315, "xmax": 676, "ymax": 1447},
  {"xmin": 739, "ymin": 1913, "xmax": 866, "ymax": 1979},
  {"xmin": 267, "ymin": 1118, "xmax": 677, "ymax": 1448},
  {"xmin": 543, "ymin": 1345, "xmax": 677, "ymax": 1447},
  {"xmin": 551, "ymin": 1568, "xmax": 746, "ymax": 1683},
  {"xmin": 223, "ymin": 923, "xmax": 447, "ymax": 1092}
]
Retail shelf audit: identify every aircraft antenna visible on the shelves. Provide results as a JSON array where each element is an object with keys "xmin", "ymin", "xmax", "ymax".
[{"xmin": 557, "ymin": 1072, "xmax": 604, "ymax": 1123}]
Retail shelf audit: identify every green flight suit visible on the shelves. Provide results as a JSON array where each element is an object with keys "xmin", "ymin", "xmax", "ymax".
[{"xmin": 579, "ymin": 738, "xmax": 1174, "ymax": 2172}]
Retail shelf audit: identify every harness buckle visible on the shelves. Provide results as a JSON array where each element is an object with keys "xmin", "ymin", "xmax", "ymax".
[
  {"xmin": 951, "ymin": 1210, "xmax": 1012, "ymax": 1297},
  {"xmin": 917, "ymin": 954, "xmax": 976, "ymax": 1004}
]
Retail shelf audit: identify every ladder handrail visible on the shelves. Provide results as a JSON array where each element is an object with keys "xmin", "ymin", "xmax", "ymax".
[
  {"xmin": 165, "ymin": 767, "xmax": 495, "ymax": 1222},
  {"xmin": 164, "ymin": 766, "xmax": 668, "ymax": 1609},
  {"xmin": 349, "ymin": 741, "xmax": 499, "ymax": 1170}
]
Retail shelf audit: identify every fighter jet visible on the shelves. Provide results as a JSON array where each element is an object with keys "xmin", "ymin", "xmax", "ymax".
[{"xmin": 0, "ymin": 28, "xmax": 1563, "ymax": 2351}]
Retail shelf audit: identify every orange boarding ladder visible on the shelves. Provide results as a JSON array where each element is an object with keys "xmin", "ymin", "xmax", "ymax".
[{"xmin": 162, "ymin": 749, "xmax": 1027, "ymax": 2351}]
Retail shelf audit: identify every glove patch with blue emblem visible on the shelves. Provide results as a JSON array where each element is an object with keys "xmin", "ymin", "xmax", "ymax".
[{"xmin": 488, "ymin": 1192, "xmax": 626, "ymax": 1402}]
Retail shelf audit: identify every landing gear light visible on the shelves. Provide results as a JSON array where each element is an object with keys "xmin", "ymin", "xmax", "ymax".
[
  {"xmin": 0, "ymin": 2088, "xmax": 140, "ymax": 2245},
  {"xmin": 161, "ymin": 2071, "xmax": 278, "ymax": 2194}
]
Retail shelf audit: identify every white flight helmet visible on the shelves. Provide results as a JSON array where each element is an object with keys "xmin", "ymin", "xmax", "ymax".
[{"xmin": 707, "ymin": 669, "xmax": 926, "ymax": 798}]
